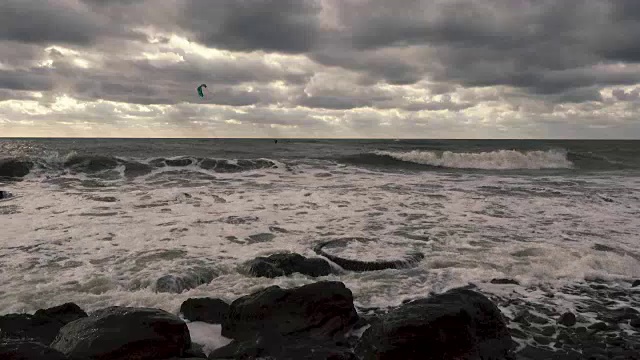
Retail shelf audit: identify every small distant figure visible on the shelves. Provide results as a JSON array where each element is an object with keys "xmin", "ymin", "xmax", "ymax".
[{"xmin": 274, "ymin": 139, "xmax": 278, "ymax": 144}]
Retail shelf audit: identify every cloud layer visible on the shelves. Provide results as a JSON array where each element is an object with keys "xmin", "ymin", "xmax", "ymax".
[{"xmin": 1, "ymin": 0, "xmax": 639, "ymax": 138}]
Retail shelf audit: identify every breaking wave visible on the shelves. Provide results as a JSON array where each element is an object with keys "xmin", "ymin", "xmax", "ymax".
[{"xmin": 0, "ymin": 152, "xmax": 281, "ymax": 180}]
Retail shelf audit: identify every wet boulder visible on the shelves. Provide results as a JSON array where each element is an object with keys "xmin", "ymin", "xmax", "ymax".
[
  {"xmin": 0, "ymin": 303, "xmax": 87, "ymax": 344},
  {"xmin": 222, "ymin": 281, "xmax": 358, "ymax": 341},
  {"xmin": 246, "ymin": 253, "xmax": 332, "ymax": 278},
  {"xmin": 179, "ymin": 298, "xmax": 230, "ymax": 324},
  {"xmin": 356, "ymin": 288, "xmax": 514, "ymax": 360},
  {"xmin": 50, "ymin": 306, "xmax": 190, "ymax": 360}
]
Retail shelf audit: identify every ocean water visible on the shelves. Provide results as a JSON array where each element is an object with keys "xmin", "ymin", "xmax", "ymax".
[{"xmin": 1, "ymin": 139, "xmax": 639, "ymax": 336}]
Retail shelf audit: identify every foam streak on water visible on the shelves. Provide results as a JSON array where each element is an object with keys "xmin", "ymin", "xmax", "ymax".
[{"xmin": 1, "ymin": 161, "xmax": 639, "ymax": 318}]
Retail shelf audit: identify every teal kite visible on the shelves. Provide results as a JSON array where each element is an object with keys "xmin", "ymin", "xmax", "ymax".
[{"xmin": 197, "ymin": 84, "xmax": 207, "ymax": 98}]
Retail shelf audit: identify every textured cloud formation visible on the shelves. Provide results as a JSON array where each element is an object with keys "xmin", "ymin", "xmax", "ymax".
[{"xmin": 1, "ymin": 0, "xmax": 639, "ymax": 138}]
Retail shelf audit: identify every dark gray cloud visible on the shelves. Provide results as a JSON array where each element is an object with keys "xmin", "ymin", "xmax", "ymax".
[
  {"xmin": 0, "ymin": 69, "xmax": 54, "ymax": 92},
  {"xmin": 179, "ymin": 0, "xmax": 322, "ymax": 54},
  {"xmin": 0, "ymin": 0, "xmax": 111, "ymax": 45}
]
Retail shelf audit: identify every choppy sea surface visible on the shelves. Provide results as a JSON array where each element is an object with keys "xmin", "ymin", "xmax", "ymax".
[{"xmin": 1, "ymin": 139, "xmax": 639, "ymax": 342}]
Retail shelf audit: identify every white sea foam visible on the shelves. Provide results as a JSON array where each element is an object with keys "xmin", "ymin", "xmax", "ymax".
[
  {"xmin": 1, "ymin": 163, "xmax": 639, "ymax": 316},
  {"xmin": 374, "ymin": 149, "xmax": 574, "ymax": 169}
]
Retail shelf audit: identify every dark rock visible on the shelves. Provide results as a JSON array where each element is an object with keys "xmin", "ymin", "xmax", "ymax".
[
  {"xmin": 208, "ymin": 334, "xmax": 356, "ymax": 360},
  {"xmin": 558, "ymin": 312, "xmax": 577, "ymax": 327},
  {"xmin": 222, "ymin": 281, "xmax": 358, "ymax": 341},
  {"xmin": 630, "ymin": 317, "xmax": 640, "ymax": 328},
  {"xmin": 356, "ymin": 288, "xmax": 514, "ymax": 360},
  {"xmin": 632, "ymin": 280, "xmax": 640, "ymax": 288},
  {"xmin": 0, "ymin": 339, "xmax": 69, "ymax": 360},
  {"xmin": 246, "ymin": 253, "xmax": 332, "ymax": 278},
  {"xmin": 180, "ymin": 298, "xmax": 229, "ymax": 324},
  {"xmin": 490, "ymin": 278, "xmax": 520, "ymax": 285},
  {"xmin": 0, "ymin": 303, "xmax": 87, "ymax": 344},
  {"xmin": 314, "ymin": 238, "xmax": 424, "ymax": 272},
  {"xmin": 0, "ymin": 159, "xmax": 33, "ymax": 178},
  {"xmin": 156, "ymin": 267, "xmax": 217, "ymax": 294},
  {"xmin": 50, "ymin": 306, "xmax": 190, "ymax": 360}
]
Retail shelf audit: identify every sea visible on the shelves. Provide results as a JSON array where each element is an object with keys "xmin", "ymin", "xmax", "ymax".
[{"xmin": 1, "ymin": 138, "xmax": 639, "ymax": 352}]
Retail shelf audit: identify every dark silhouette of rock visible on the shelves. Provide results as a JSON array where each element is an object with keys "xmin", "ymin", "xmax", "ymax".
[
  {"xmin": 156, "ymin": 267, "xmax": 218, "ymax": 294},
  {"xmin": 0, "ymin": 339, "xmax": 69, "ymax": 360},
  {"xmin": 0, "ymin": 303, "xmax": 87, "ymax": 344},
  {"xmin": 356, "ymin": 288, "xmax": 514, "ymax": 360},
  {"xmin": 491, "ymin": 278, "xmax": 520, "ymax": 285},
  {"xmin": 558, "ymin": 312, "xmax": 577, "ymax": 327},
  {"xmin": 246, "ymin": 253, "xmax": 332, "ymax": 278},
  {"xmin": 50, "ymin": 306, "xmax": 190, "ymax": 360},
  {"xmin": 0, "ymin": 159, "xmax": 33, "ymax": 178},
  {"xmin": 632, "ymin": 280, "xmax": 640, "ymax": 288},
  {"xmin": 314, "ymin": 238, "xmax": 424, "ymax": 272},
  {"xmin": 208, "ymin": 334, "xmax": 356, "ymax": 360},
  {"xmin": 222, "ymin": 281, "xmax": 358, "ymax": 342},
  {"xmin": 179, "ymin": 298, "xmax": 229, "ymax": 324}
]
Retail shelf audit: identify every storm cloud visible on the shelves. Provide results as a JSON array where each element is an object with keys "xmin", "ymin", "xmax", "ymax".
[{"xmin": 1, "ymin": 0, "xmax": 639, "ymax": 138}]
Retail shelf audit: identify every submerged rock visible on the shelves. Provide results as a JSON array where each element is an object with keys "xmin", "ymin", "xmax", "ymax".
[
  {"xmin": 179, "ymin": 298, "xmax": 229, "ymax": 324},
  {"xmin": 356, "ymin": 287, "xmax": 514, "ymax": 360},
  {"xmin": 314, "ymin": 238, "xmax": 424, "ymax": 272},
  {"xmin": 156, "ymin": 267, "xmax": 218, "ymax": 294},
  {"xmin": 0, "ymin": 303, "xmax": 87, "ymax": 344},
  {"xmin": 246, "ymin": 253, "xmax": 332, "ymax": 278},
  {"xmin": 50, "ymin": 306, "xmax": 190, "ymax": 360}
]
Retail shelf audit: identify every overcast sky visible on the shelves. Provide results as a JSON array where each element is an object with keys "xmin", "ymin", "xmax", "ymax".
[{"xmin": 1, "ymin": 0, "xmax": 639, "ymax": 138}]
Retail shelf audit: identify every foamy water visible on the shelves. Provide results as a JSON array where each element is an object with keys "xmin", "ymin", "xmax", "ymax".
[{"xmin": 1, "ymin": 161, "xmax": 639, "ymax": 319}]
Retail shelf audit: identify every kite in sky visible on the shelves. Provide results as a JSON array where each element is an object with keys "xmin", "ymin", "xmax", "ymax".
[{"xmin": 197, "ymin": 84, "xmax": 207, "ymax": 98}]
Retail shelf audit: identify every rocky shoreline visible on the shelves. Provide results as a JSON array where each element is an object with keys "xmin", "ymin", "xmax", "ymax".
[{"xmin": 1, "ymin": 278, "xmax": 639, "ymax": 360}]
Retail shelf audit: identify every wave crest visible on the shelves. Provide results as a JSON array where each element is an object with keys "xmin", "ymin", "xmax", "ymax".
[{"xmin": 373, "ymin": 149, "xmax": 574, "ymax": 170}]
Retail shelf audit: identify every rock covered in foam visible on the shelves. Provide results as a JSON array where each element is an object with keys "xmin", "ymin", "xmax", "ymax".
[
  {"xmin": 0, "ymin": 159, "xmax": 33, "ymax": 178},
  {"xmin": 180, "ymin": 298, "xmax": 230, "ymax": 324},
  {"xmin": 0, "ymin": 303, "xmax": 87, "ymax": 344},
  {"xmin": 245, "ymin": 253, "xmax": 332, "ymax": 278},
  {"xmin": 355, "ymin": 287, "xmax": 515, "ymax": 360},
  {"xmin": 0, "ymin": 338, "xmax": 69, "ymax": 360},
  {"xmin": 50, "ymin": 306, "xmax": 191, "ymax": 360}
]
